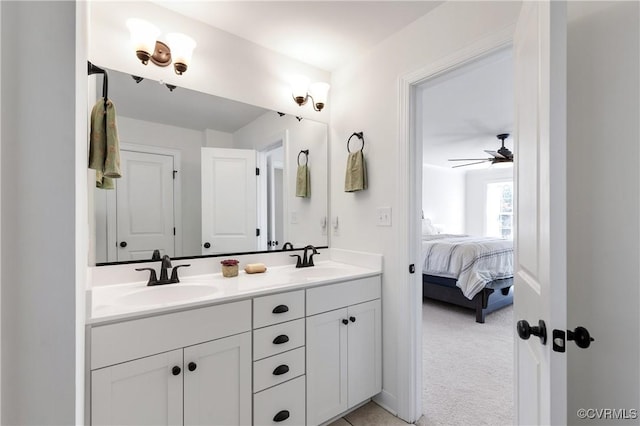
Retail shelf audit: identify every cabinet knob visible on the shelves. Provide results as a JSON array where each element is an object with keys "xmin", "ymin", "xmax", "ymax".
[
  {"xmin": 171, "ymin": 366, "xmax": 181, "ymax": 376},
  {"xmin": 273, "ymin": 410, "xmax": 290, "ymax": 423},
  {"xmin": 203, "ymin": 242, "xmax": 211, "ymax": 249},
  {"xmin": 350, "ymin": 316, "xmax": 356, "ymax": 323},
  {"xmin": 188, "ymin": 362, "xmax": 197, "ymax": 372},
  {"xmin": 273, "ymin": 335, "xmax": 290, "ymax": 345},
  {"xmin": 272, "ymin": 304, "xmax": 289, "ymax": 314},
  {"xmin": 272, "ymin": 364, "xmax": 290, "ymax": 376},
  {"xmin": 342, "ymin": 319, "xmax": 349, "ymax": 325},
  {"xmin": 119, "ymin": 241, "xmax": 127, "ymax": 248}
]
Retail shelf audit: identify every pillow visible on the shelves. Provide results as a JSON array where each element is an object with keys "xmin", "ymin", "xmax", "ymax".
[{"xmin": 422, "ymin": 218, "xmax": 437, "ymax": 236}]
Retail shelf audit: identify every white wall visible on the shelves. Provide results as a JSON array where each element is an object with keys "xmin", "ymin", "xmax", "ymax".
[
  {"xmin": 205, "ymin": 128, "xmax": 234, "ymax": 148},
  {"xmin": 465, "ymin": 167, "xmax": 513, "ymax": 236},
  {"xmin": 422, "ymin": 165, "xmax": 465, "ymax": 234},
  {"xmin": 566, "ymin": 2, "xmax": 639, "ymax": 424},
  {"xmin": 88, "ymin": 1, "xmax": 330, "ymax": 123},
  {"xmin": 1, "ymin": 2, "xmax": 82, "ymax": 424},
  {"xmin": 329, "ymin": 1, "xmax": 522, "ymax": 417}
]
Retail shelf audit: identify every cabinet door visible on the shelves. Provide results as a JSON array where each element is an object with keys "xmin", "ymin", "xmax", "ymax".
[
  {"xmin": 306, "ymin": 308, "xmax": 348, "ymax": 426},
  {"xmin": 91, "ymin": 349, "xmax": 183, "ymax": 426},
  {"xmin": 347, "ymin": 299, "xmax": 382, "ymax": 407},
  {"xmin": 183, "ymin": 332, "xmax": 252, "ymax": 426}
]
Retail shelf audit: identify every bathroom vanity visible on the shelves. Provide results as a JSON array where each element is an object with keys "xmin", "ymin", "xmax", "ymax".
[{"xmin": 87, "ymin": 252, "xmax": 382, "ymax": 426}]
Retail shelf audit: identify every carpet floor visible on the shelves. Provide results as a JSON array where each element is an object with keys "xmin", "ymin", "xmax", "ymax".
[{"xmin": 421, "ymin": 298, "xmax": 514, "ymax": 426}]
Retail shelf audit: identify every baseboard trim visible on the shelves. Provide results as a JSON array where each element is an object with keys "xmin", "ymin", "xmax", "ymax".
[{"xmin": 373, "ymin": 390, "xmax": 398, "ymax": 416}]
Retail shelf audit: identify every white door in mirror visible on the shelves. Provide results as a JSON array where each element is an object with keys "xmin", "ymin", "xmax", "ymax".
[{"xmin": 201, "ymin": 147, "xmax": 257, "ymax": 254}]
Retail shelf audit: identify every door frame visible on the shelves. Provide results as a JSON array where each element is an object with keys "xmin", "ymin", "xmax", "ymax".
[
  {"xmin": 395, "ymin": 27, "xmax": 515, "ymax": 421},
  {"xmin": 104, "ymin": 142, "xmax": 182, "ymax": 262},
  {"xmin": 257, "ymin": 131, "xmax": 288, "ymax": 250}
]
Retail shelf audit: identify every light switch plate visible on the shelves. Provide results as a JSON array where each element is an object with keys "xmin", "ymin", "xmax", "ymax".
[{"xmin": 376, "ymin": 207, "xmax": 392, "ymax": 226}]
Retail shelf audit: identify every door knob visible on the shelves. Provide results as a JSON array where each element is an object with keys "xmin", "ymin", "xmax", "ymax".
[
  {"xmin": 203, "ymin": 242, "xmax": 211, "ymax": 249},
  {"xmin": 517, "ymin": 319, "xmax": 547, "ymax": 345},
  {"xmin": 119, "ymin": 241, "xmax": 127, "ymax": 248},
  {"xmin": 567, "ymin": 326, "xmax": 595, "ymax": 349}
]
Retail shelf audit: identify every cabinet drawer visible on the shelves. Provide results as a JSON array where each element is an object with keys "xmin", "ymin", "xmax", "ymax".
[
  {"xmin": 253, "ymin": 319, "xmax": 305, "ymax": 360},
  {"xmin": 253, "ymin": 347, "xmax": 305, "ymax": 393},
  {"xmin": 254, "ymin": 375, "xmax": 305, "ymax": 426},
  {"xmin": 253, "ymin": 290, "xmax": 304, "ymax": 328},
  {"xmin": 306, "ymin": 276, "xmax": 381, "ymax": 316},
  {"xmin": 91, "ymin": 300, "xmax": 251, "ymax": 369}
]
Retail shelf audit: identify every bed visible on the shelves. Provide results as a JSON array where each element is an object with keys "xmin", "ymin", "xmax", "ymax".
[{"xmin": 421, "ymin": 233, "xmax": 514, "ymax": 323}]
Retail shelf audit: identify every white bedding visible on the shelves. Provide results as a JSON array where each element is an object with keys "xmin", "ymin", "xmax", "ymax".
[{"xmin": 421, "ymin": 234, "xmax": 513, "ymax": 299}]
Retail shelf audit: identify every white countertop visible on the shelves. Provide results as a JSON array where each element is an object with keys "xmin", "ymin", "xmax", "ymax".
[{"xmin": 88, "ymin": 260, "xmax": 381, "ymax": 325}]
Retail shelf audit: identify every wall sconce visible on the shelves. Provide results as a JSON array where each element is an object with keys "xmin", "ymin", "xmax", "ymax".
[
  {"xmin": 290, "ymin": 75, "xmax": 330, "ymax": 112},
  {"xmin": 126, "ymin": 18, "xmax": 196, "ymax": 75}
]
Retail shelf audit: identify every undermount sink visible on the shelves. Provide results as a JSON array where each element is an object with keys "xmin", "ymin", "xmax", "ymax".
[{"xmin": 114, "ymin": 284, "xmax": 218, "ymax": 306}]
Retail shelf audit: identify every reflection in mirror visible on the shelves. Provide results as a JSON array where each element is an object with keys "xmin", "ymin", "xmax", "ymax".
[{"xmin": 91, "ymin": 68, "xmax": 328, "ymax": 265}]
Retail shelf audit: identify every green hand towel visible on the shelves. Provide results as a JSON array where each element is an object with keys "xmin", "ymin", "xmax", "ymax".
[
  {"xmin": 296, "ymin": 164, "xmax": 310, "ymax": 198},
  {"xmin": 344, "ymin": 150, "xmax": 367, "ymax": 192},
  {"xmin": 89, "ymin": 98, "xmax": 122, "ymax": 189}
]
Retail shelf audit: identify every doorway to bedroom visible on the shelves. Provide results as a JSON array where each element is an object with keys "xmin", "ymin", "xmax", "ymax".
[{"xmin": 416, "ymin": 46, "xmax": 515, "ymax": 425}]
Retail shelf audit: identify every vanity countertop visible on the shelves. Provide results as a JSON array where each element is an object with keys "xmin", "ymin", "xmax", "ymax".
[{"xmin": 88, "ymin": 260, "xmax": 381, "ymax": 325}]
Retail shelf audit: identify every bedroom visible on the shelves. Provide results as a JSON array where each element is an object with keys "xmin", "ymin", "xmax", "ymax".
[{"xmin": 417, "ymin": 47, "xmax": 515, "ymax": 424}]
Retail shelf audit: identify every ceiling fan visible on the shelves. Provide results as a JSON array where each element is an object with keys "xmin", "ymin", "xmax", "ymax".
[{"xmin": 448, "ymin": 133, "xmax": 513, "ymax": 168}]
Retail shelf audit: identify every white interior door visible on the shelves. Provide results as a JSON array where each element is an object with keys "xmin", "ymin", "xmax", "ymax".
[
  {"xmin": 116, "ymin": 150, "xmax": 175, "ymax": 261},
  {"xmin": 268, "ymin": 160, "xmax": 284, "ymax": 250},
  {"xmin": 201, "ymin": 147, "xmax": 257, "ymax": 254},
  {"xmin": 513, "ymin": 1, "xmax": 567, "ymax": 424}
]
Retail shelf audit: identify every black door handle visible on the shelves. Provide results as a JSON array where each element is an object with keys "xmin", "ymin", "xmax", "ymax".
[
  {"xmin": 517, "ymin": 319, "xmax": 547, "ymax": 345},
  {"xmin": 273, "ymin": 410, "xmax": 290, "ymax": 423},
  {"xmin": 119, "ymin": 241, "xmax": 127, "ymax": 248},
  {"xmin": 272, "ymin": 364, "xmax": 290, "ymax": 376},
  {"xmin": 567, "ymin": 326, "xmax": 595, "ymax": 349},
  {"xmin": 272, "ymin": 304, "xmax": 289, "ymax": 314},
  {"xmin": 273, "ymin": 335, "xmax": 290, "ymax": 345},
  {"xmin": 203, "ymin": 242, "xmax": 211, "ymax": 249},
  {"xmin": 171, "ymin": 366, "xmax": 181, "ymax": 376},
  {"xmin": 188, "ymin": 362, "xmax": 197, "ymax": 372}
]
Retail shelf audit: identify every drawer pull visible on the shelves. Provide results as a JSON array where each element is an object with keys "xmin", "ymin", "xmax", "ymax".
[
  {"xmin": 273, "ymin": 334, "xmax": 290, "ymax": 345},
  {"xmin": 272, "ymin": 364, "xmax": 290, "ymax": 376},
  {"xmin": 272, "ymin": 304, "xmax": 289, "ymax": 314},
  {"xmin": 273, "ymin": 410, "xmax": 290, "ymax": 422}
]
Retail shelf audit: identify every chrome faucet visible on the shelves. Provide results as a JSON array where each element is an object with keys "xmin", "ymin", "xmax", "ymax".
[
  {"xmin": 136, "ymin": 255, "xmax": 191, "ymax": 286},
  {"xmin": 290, "ymin": 245, "xmax": 319, "ymax": 268}
]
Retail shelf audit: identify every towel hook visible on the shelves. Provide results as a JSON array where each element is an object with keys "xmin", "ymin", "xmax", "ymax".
[
  {"xmin": 347, "ymin": 132, "xmax": 364, "ymax": 153},
  {"xmin": 88, "ymin": 61, "xmax": 109, "ymax": 112},
  {"xmin": 298, "ymin": 149, "xmax": 309, "ymax": 166}
]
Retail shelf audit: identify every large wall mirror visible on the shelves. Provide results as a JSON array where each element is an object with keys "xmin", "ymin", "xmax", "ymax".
[{"xmin": 91, "ymin": 67, "xmax": 328, "ymax": 265}]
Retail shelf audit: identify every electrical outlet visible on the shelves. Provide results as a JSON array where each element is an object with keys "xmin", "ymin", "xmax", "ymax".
[{"xmin": 376, "ymin": 207, "xmax": 392, "ymax": 226}]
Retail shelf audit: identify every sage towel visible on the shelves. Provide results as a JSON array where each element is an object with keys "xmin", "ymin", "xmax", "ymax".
[
  {"xmin": 89, "ymin": 98, "xmax": 121, "ymax": 189},
  {"xmin": 344, "ymin": 150, "xmax": 367, "ymax": 192},
  {"xmin": 296, "ymin": 164, "xmax": 310, "ymax": 198}
]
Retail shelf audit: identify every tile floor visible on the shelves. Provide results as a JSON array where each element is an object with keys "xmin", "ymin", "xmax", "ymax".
[{"xmin": 328, "ymin": 401, "xmax": 423, "ymax": 426}]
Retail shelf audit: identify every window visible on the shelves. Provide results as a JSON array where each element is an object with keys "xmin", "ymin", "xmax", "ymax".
[{"xmin": 486, "ymin": 181, "xmax": 513, "ymax": 239}]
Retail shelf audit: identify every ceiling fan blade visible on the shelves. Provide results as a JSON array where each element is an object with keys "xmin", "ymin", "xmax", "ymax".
[
  {"xmin": 484, "ymin": 150, "xmax": 505, "ymax": 159},
  {"xmin": 451, "ymin": 160, "xmax": 490, "ymax": 168},
  {"xmin": 448, "ymin": 158, "xmax": 491, "ymax": 161}
]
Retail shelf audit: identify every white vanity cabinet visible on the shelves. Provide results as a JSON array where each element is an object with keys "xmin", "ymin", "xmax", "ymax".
[
  {"xmin": 90, "ymin": 300, "xmax": 252, "ymax": 426},
  {"xmin": 305, "ymin": 276, "xmax": 382, "ymax": 426},
  {"xmin": 252, "ymin": 290, "xmax": 307, "ymax": 426}
]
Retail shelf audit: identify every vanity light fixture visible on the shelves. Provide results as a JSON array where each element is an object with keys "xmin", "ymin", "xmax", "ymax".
[
  {"xmin": 290, "ymin": 75, "xmax": 330, "ymax": 112},
  {"xmin": 126, "ymin": 18, "xmax": 196, "ymax": 75}
]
